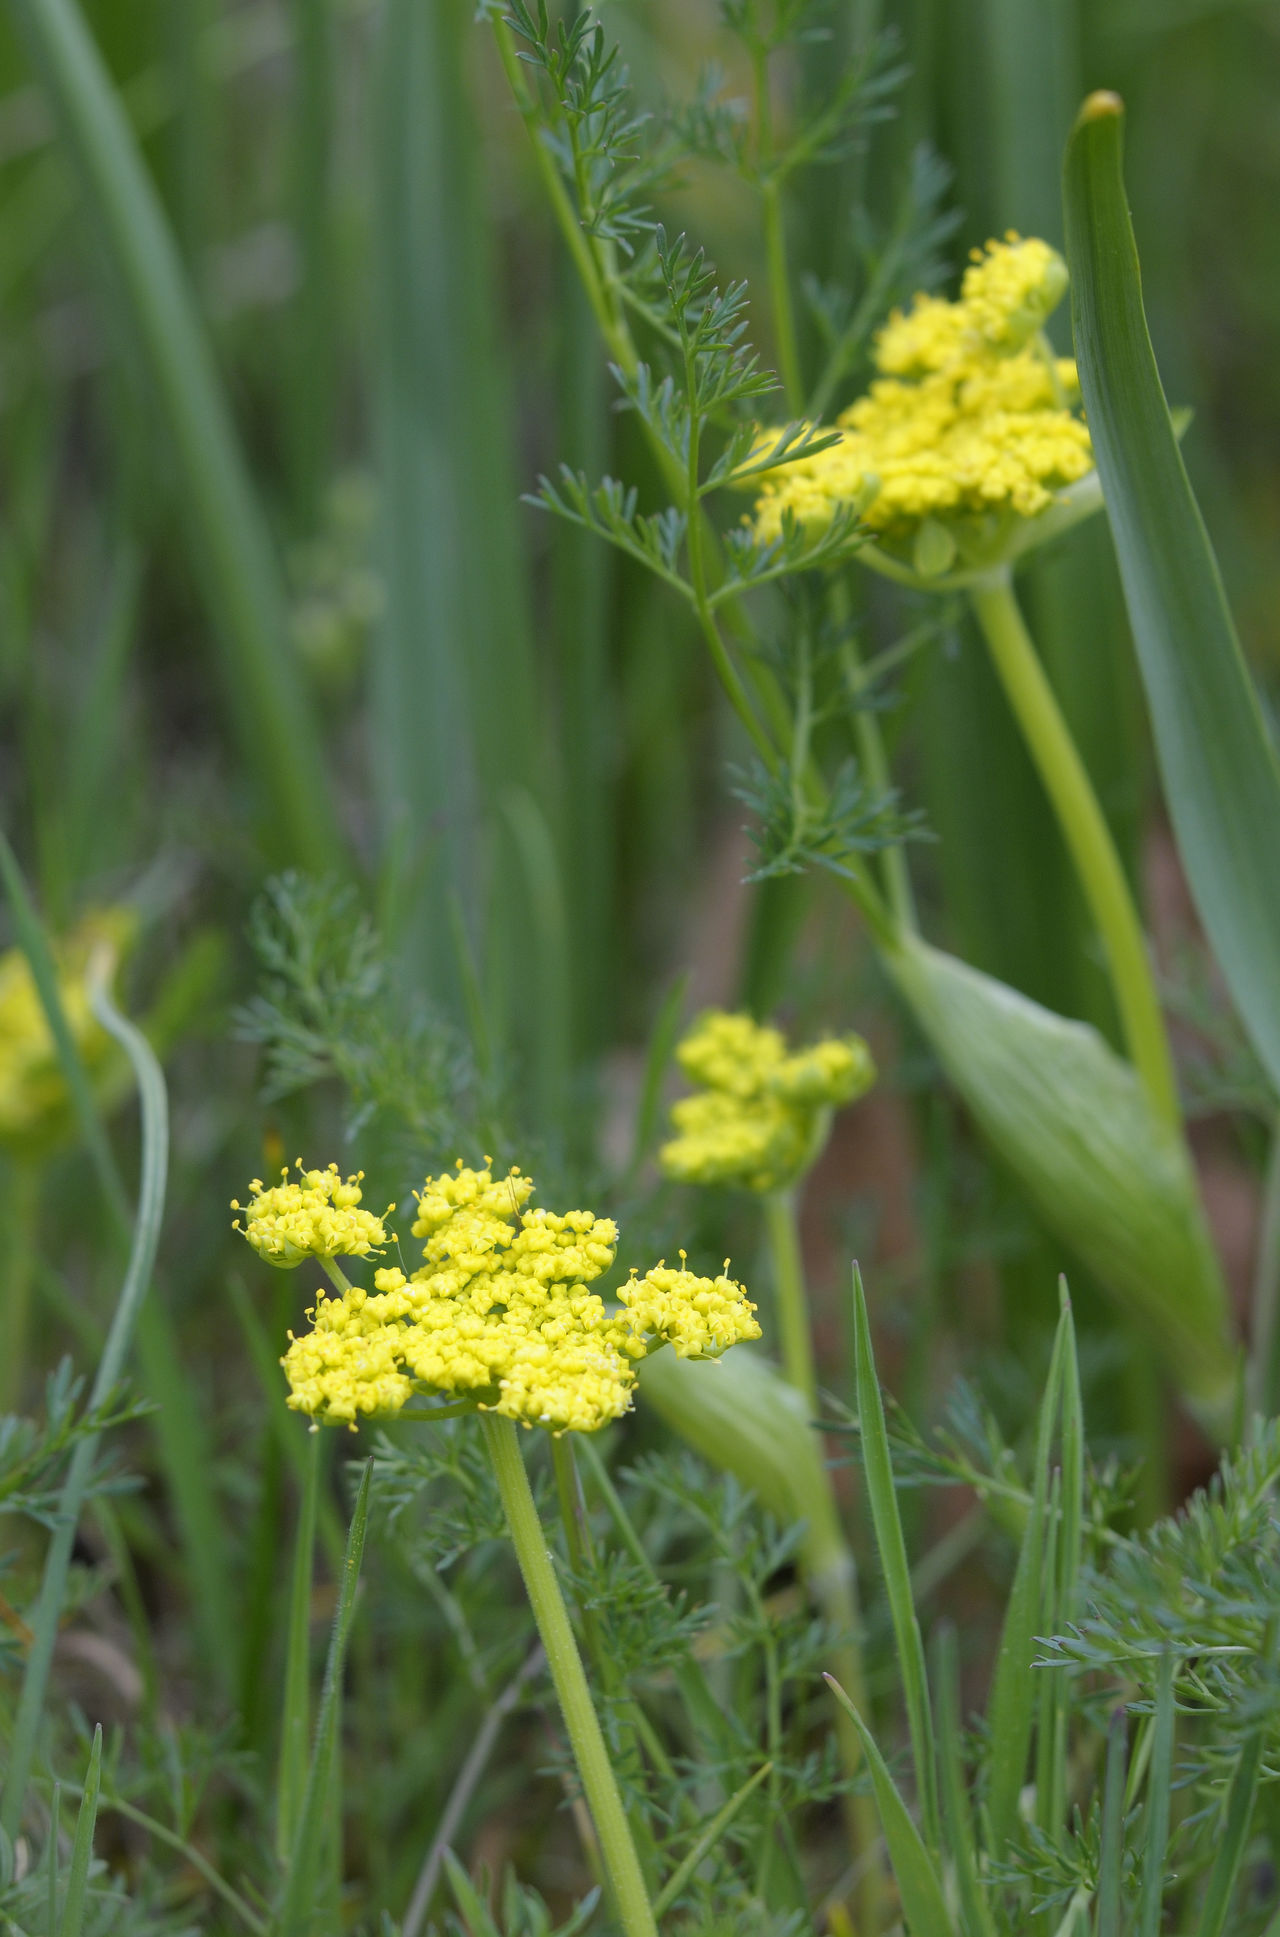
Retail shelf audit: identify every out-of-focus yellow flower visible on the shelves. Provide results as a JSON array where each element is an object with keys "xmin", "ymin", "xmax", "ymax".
[
  {"xmin": 0, "ymin": 908, "xmax": 135, "ymax": 1152},
  {"xmin": 660, "ymin": 1010, "xmax": 875, "ymax": 1193},
  {"xmin": 752, "ymin": 235, "xmax": 1094, "ymax": 578},
  {"xmin": 232, "ymin": 1162, "xmax": 391, "ymax": 1268},
  {"xmin": 235, "ymin": 1159, "xmax": 760, "ymax": 1431}
]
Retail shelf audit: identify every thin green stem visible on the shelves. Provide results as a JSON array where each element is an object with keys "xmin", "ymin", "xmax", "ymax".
[
  {"xmin": 761, "ymin": 177, "xmax": 802, "ymax": 414},
  {"xmin": 0, "ymin": 964, "xmax": 168, "ymax": 1841},
  {"xmin": 759, "ymin": 1191, "xmax": 881, "ymax": 1929},
  {"xmin": 837, "ymin": 576, "xmax": 918, "ymax": 933},
  {"xmin": 969, "ymin": 567, "xmax": 1179, "ymax": 1128},
  {"xmin": 479, "ymin": 1414, "xmax": 658, "ymax": 1937},
  {"xmin": 277, "ymin": 1426, "xmax": 321, "ymax": 1864},
  {"xmin": 0, "ymin": 1162, "xmax": 40, "ymax": 1413},
  {"xmin": 1249, "ymin": 1113, "xmax": 1280, "ymax": 1419},
  {"xmin": 762, "ymin": 1189, "xmax": 818, "ymax": 1409}
]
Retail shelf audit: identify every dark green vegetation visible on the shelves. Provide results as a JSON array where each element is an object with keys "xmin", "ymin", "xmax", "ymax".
[{"xmin": 3, "ymin": 1, "xmax": 1280, "ymax": 1932}]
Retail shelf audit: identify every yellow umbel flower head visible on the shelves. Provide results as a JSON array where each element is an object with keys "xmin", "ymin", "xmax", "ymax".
[
  {"xmin": 0, "ymin": 907, "xmax": 135, "ymax": 1154},
  {"xmin": 235, "ymin": 1159, "xmax": 760, "ymax": 1431},
  {"xmin": 752, "ymin": 235, "xmax": 1097, "ymax": 582},
  {"xmin": 660, "ymin": 1011, "xmax": 875, "ymax": 1194},
  {"xmin": 232, "ymin": 1162, "xmax": 391, "ymax": 1268}
]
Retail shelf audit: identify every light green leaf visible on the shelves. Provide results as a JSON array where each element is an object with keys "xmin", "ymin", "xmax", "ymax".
[
  {"xmin": 825, "ymin": 1678, "xmax": 957, "ymax": 1937},
  {"xmin": 59, "ymin": 1727, "xmax": 101, "ymax": 1937},
  {"xmin": 887, "ymin": 933, "xmax": 1235, "ymax": 1431},
  {"xmin": 851, "ymin": 1265, "xmax": 939, "ymax": 1850},
  {"xmin": 1064, "ymin": 93, "xmax": 1280, "ymax": 1102}
]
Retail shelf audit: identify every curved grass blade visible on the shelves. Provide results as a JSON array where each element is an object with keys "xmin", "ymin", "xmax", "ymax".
[
  {"xmin": 0, "ymin": 955, "xmax": 169, "ymax": 1839},
  {"xmin": 277, "ymin": 1457, "xmax": 372, "ymax": 1937},
  {"xmin": 1064, "ymin": 93, "xmax": 1280, "ymax": 1099},
  {"xmin": 825, "ymin": 1676, "xmax": 956, "ymax": 1937},
  {"xmin": 7, "ymin": 0, "xmax": 340, "ymax": 868},
  {"xmin": 852, "ymin": 1263, "xmax": 940, "ymax": 1850},
  {"xmin": 58, "ymin": 1726, "xmax": 101, "ymax": 1937}
]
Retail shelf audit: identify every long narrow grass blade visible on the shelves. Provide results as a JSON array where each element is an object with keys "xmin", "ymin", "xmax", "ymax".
[
  {"xmin": 500, "ymin": 786, "xmax": 571, "ymax": 1134},
  {"xmin": 852, "ymin": 1263, "xmax": 940, "ymax": 1849},
  {"xmin": 277, "ymin": 1428, "xmax": 322, "ymax": 1865},
  {"xmin": 1137, "ymin": 1653, "xmax": 1176, "ymax": 1937},
  {"xmin": 627, "ymin": 970, "xmax": 691, "ymax": 1177},
  {"xmin": 887, "ymin": 933, "xmax": 1234, "ymax": 1432},
  {"xmin": 933, "ymin": 1626, "xmax": 998, "ymax": 1937},
  {"xmin": 47, "ymin": 1779, "xmax": 60, "ymax": 1934},
  {"xmin": 653, "ymin": 1761, "xmax": 774, "ymax": 1917},
  {"xmin": 277, "ymin": 1457, "xmax": 372, "ymax": 1937},
  {"xmin": 0, "ymin": 956, "xmax": 168, "ymax": 1838},
  {"xmin": 58, "ymin": 1725, "xmax": 101, "ymax": 1937},
  {"xmin": 1033, "ymin": 1469, "xmax": 1062, "ymax": 1839},
  {"xmin": 1063, "ymin": 93, "xmax": 1280, "ymax": 1098},
  {"xmin": 985, "ymin": 1307, "xmax": 1068, "ymax": 1855},
  {"xmin": 1049, "ymin": 1282, "xmax": 1085, "ymax": 1832},
  {"xmin": 134, "ymin": 1302, "xmax": 235, "ymax": 1698},
  {"xmin": 825, "ymin": 1677, "xmax": 956, "ymax": 1937},
  {"xmin": 1195, "ymin": 1729, "xmax": 1262, "ymax": 1937},
  {"xmin": 1096, "ymin": 1709, "xmax": 1128, "ymax": 1937},
  {"xmin": 7, "ymin": 0, "xmax": 340, "ymax": 867}
]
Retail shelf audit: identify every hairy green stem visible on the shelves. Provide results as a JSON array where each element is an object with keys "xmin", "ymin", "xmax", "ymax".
[
  {"xmin": 970, "ymin": 567, "xmax": 1179, "ymax": 1128},
  {"xmin": 480, "ymin": 1414, "xmax": 658, "ymax": 1937}
]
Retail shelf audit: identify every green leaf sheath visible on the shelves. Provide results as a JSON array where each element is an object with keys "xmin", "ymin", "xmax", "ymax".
[
  {"xmin": 1064, "ymin": 94, "xmax": 1280, "ymax": 1099},
  {"xmin": 886, "ymin": 933, "xmax": 1235, "ymax": 1430}
]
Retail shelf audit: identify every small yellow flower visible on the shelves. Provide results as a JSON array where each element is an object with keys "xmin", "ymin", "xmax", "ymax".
[
  {"xmin": 232, "ymin": 1162, "xmax": 391, "ymax": 1268},
  {"xmin": 238, "ymin": 1158, "xmax": 760, "ymax": 1432},
  {"xmin": 660, "ymin": 1010, "xmax": 875, "ymax": 1193},
  {"xmin": 751, "ymin": 234, "xmax": 1094, "ymax": 578}
]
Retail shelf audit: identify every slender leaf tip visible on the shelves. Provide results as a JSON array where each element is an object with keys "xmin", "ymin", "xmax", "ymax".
[{"xmin": 1077, "ymin": 90, "xmax": 1124, "ymax": 127}]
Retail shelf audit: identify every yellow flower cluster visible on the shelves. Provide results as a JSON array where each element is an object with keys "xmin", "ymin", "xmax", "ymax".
[
  {"xmin": 753, "ymin": 236, "xmax": 1092, "ymax": 562},
  {"xmin": 238, "ymin": 1160, "xmax": 760, "ymax": 1432},
  {"xmin": 0, "ymin": 909, "xmax": 133, "ymax": 1150},
  {"xmin": 660, "ymin": 1011, "xmax": 875, "ymax": 1193},
  {"xmin": 232, "ymin": 1163, "xmax": 391, "ymax": 1267}
]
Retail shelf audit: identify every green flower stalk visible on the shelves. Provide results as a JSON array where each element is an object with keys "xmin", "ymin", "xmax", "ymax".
[
  {"xmin": 235, "ymin": 1157, "xmax": 762, "ymax": 1937},
  {"xmin": 750, "ymin": 235, "xmax": 1178, "ymax": 1129},
  {"xmin": 659, "ymin": 1010, "xmax": 881, "ymax": 1919}
]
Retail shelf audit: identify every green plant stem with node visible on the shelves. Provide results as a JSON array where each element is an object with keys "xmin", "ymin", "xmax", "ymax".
[
  {"xmin": 968, "ymin": 566, "xmax": 1179, "ymax": 1131},
  {"xmin": 479, "ymin": 1413, "xmax": 659, "ymax": 1937}
]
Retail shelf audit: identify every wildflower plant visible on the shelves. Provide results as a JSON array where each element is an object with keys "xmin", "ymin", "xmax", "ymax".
[{"xmin": 234, "ymin": 1153, "xmax": 759, "ymax": 1936}]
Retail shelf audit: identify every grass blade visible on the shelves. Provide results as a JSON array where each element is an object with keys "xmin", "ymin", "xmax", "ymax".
[
  {"xmin": 7, "ymin": 0, "xmax": 341, "ymax": 868},
  {"xmin": 277, "ymin": 1456, "xmax": 372, "ymax": 1937},
  {"xmin": 1196, "ymin": 1728, "xmax": 1262, "ymax": 1937},
  {"xmin": 1063, "ymin": 92, "xmax": 1280, "ymax": 1099},
  {"xmin": 1096, "ymin": 1708, "xmax": 1128, "ymax": 1937},
  {"xmin": 825, "ymin": 1676, "xmax": 956, "ymax": 1937},
  {"xmin": 985, "ymin": 1305, "xmax": 1068, "ymax": 1855},
  {"xmin": 46, "ymin": 1779, "xmax": 60, "ymax": 1935},
  {"xmin": 852, "ymin": 1262, "xmax": 940, "ymax": 1850},
  {"xmin": 0, "ymin": 951, "xmax": 168, "ymax": 1839},
  {"xmin": 653, "ymin": 1760, "xmax": 774, "ymax": 1917},
  {"xmin": 627, "ymin": 969, "xmax": 691, "ymax": 1178},
  {"xmin": 933, "ymin": 1625, "xmax": 997, "ymax": 1937},
  {"xmin": 1137, "ymin": 1653, "xmax": 1176, "ymax": 1937},
  {"xmin": 58, "ymin": 1725, "xmax": 101, "ymax": 1937}
]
